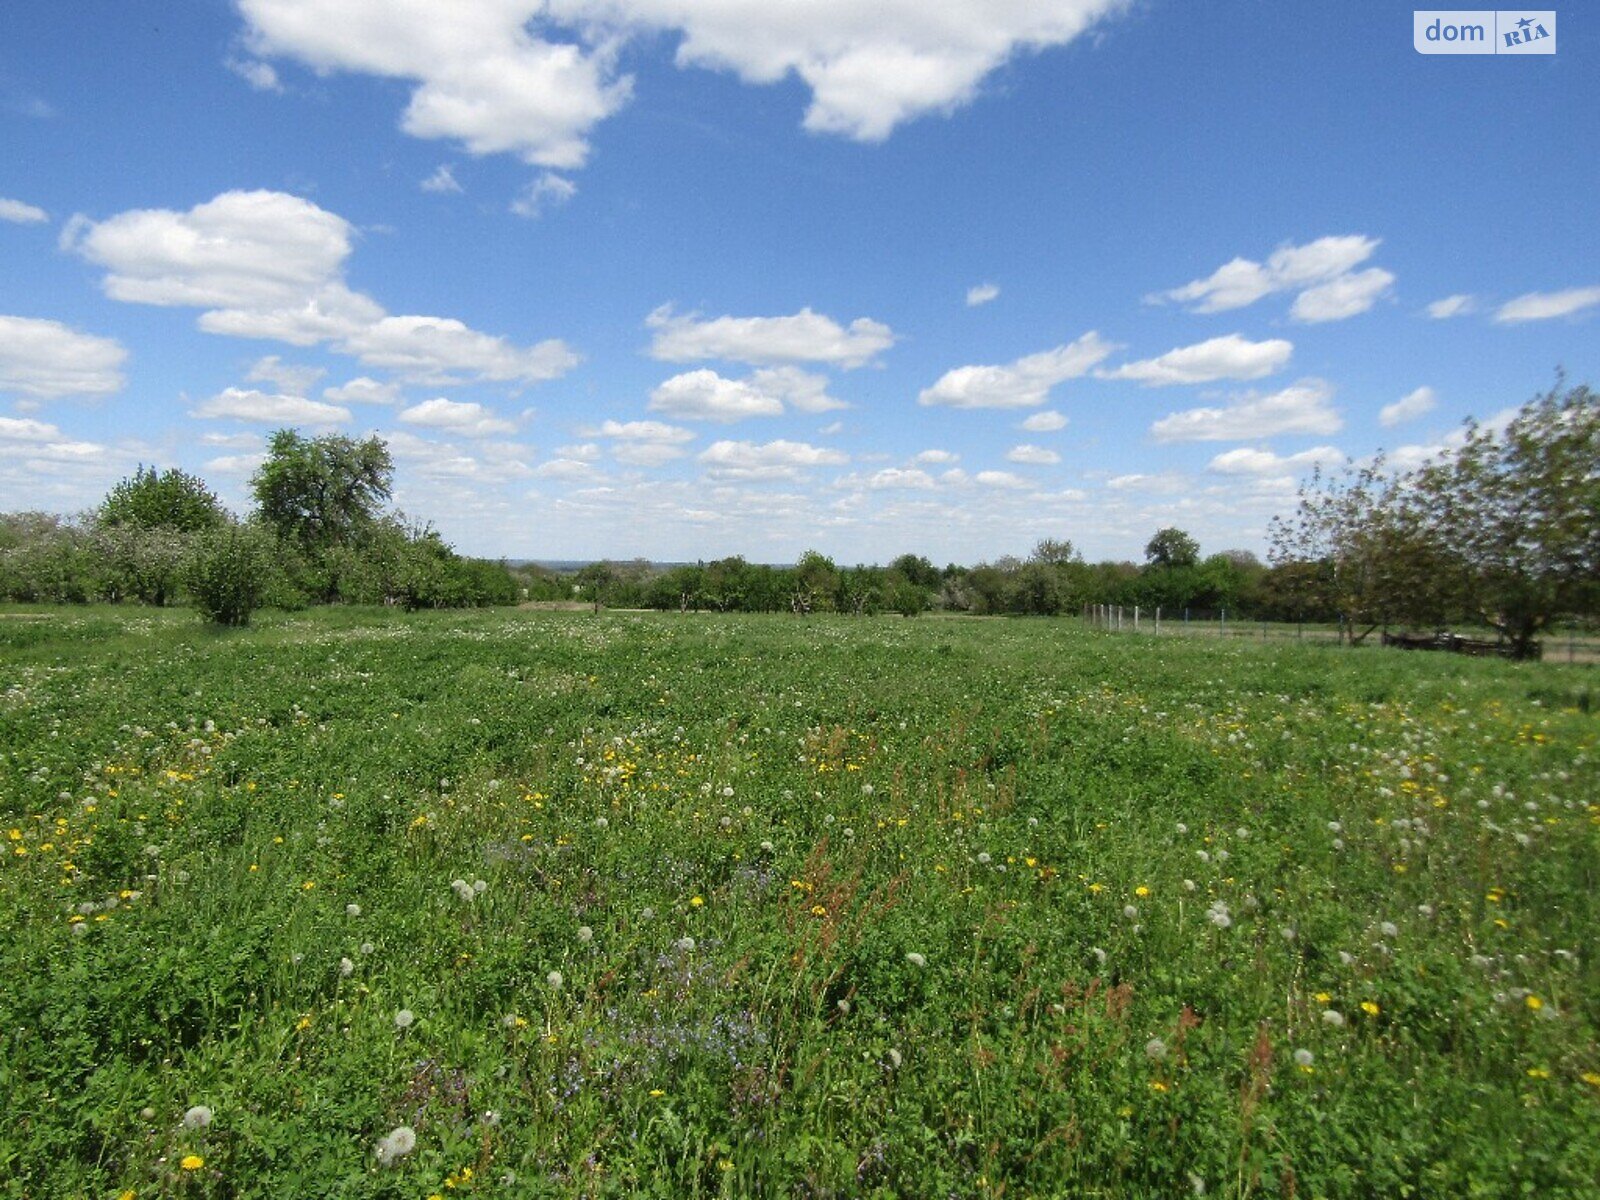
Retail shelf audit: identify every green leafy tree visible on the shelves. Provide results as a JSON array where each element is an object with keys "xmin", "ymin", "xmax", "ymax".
[
  {"xmin": 1144, "ymin": 527, "xmax": 1200, "ymax": 569},
  {"xmin": 184, "ymin": 522, "xmax": 275, "ymax": 626},
  {"xmin": 251, "ymin": 430, "xmax": 394, "ymax": 556},
  {"xmin": 101, "ymin": 466, "xmax": 226, "ymax": 532}
]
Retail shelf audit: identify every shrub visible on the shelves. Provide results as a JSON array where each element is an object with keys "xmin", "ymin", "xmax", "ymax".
[{"xmin": 183, "ymin": 523, "xmax": 275, "ymax": 626}]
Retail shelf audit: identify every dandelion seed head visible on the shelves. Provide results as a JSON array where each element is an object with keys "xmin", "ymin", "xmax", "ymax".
[
  {"xmin": 394, "ymin": 1008, "xmax": 415, "ymax": 1031},
  {"xmin": 339, "ymin": 957, "xmax": 355, "ymax": 977},
  {"xmin": 182, "ymin": 1105, "xmax": 213, "ymax": 1130},
  {"xmin": 577, "ymin": 925, "xmax": 594, "ymax": 943},
  {"xmin": 547, "ymin": 970, "xmax": 564, "ymax": 988},
  {"xmin": 905, "ymin": 952, "xmax": 926, "ymax": 968},
  {"xmin": 1145, "ymin": 1037, "xmax": 1167, "ymax": 1060},
  {"xmin": 1321, "ymin": 1009, "xmax": 1345, "ymax": 1027},
  {"xmin": 346, "ymin": 903, "xmax": 361, "ymax": 917},
  {"xmin": 1293, "ymin": 1048, "xmax": 1314, "ymax": 1067}
]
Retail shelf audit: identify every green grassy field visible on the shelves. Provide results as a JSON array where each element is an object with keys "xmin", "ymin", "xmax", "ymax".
[{"xmin": 2, "ymin": 606, "xmax": 1597, "ymax": 1198}]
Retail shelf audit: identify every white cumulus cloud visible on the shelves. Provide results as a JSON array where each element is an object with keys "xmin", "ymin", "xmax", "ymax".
[
  {"xmin": 966, "ymin": 282, "xmax": 1000, "ymax": 307},
  {"xmin": 398, "ymin": 397, "xmax": 516, "ymax": 437},
  {"xmin": 647, "ymin": 304, "xmax": 893, "ymax": 368},
  {"xmin": 1425, "ymin": 293, "xmax": 1474, "ymax": 319},
  {"xmin": 323, "ymin": 376, "xmax": 400, "ymax": 405},
  {"xmin": 1149, "ymin": 378, "xmax": 1340, "ymax": 442},
  {"xmin": 1020, "ymin": 410, "xmax": 1068, "ymax": 432},
  {"xmin": 1100, "ymin": 334, "xmax": 1292, "ymax": 387},
  {"xmin": 191, "ymin": 386, "xmax": 351, "ymax": 426},
  {"xmin": 1206, "ymin": 445, "xmax": 1345, "ymax": 476},
  {"xmin": 1156, "ymin": 235, "xmax": 1391, "ymax": 321},
  {"xmin": 650, "ymin": 369, "xmax": 786, "ymax": 421},
  {"xmin": 1493, "ymin": 286, "xmax": 1600, "ymax": 323},
  {"xmin": 1289, "ymin": 267, "xmax": 1395, "ymax": 323},
  {"xmin": 0, "ymin": 198, "xmax": 49, "ymax": 224},
  {"xmin": 1006, "ymin": 444, "xmax": 1060, "ymax": 465},
  {"xmin": 0, "ymin": 315, "xmax": 127, "ymax": 398},
  {"xmin": 247, "ymin": 354, "xmax": 325, "ymax": 396},
  {"xmin": 1379, "ymin": 386, "xmax": 1436, "ymax": 428},
  {"xmin": 698, "ymin": 438, "xmax": 847, "ymax": 481},
  {"xmin": 919, "ymin": 333, "xmax": 1114, "ymax": 408},
  {"xmin": 66, "ymin": 189, "xmax": 579, "ymax": 385},
  {"xmin": 240, "ymin": 0, "xmax": 1128, "ymax": 163}
]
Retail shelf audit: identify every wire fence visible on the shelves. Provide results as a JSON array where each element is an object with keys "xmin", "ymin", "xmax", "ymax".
[{"xmin": 1079, "ymin": 604, "xmax": 1600, "ymax": 665}]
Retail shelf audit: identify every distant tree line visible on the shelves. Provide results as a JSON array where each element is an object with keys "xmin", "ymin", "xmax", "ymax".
[
  {"xmin": 3, "ymin": 381, "xmax": 1592, "ymax": 635},
  {"xmin": 0, "ymin": 429, "xmax": 517, "ymax": 624}
]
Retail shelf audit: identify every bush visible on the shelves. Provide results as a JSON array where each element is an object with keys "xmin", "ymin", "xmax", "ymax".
[{"xmin": 183, "ymin": 523, "xmax": 275, "ymax": 626}]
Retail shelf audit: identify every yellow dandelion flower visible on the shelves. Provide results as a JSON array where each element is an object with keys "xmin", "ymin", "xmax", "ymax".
[
  {"xmin": 1360, "ymin": 1001, "xmax": 1380, "ymax": 1016},
  {"xmin": 1527, "ymin": 1067, "xmax": 1550, "ymax": 1079},
  {"xmin": 1525, "ymin": 995, "xmax": 1543, "ymax": 1011},
  {"xmin": 180, "ymin": 1155, "xmax": 204, "ymax": 1171},
  {"xmin": 649, "ymin": 1088, "xmax": 665, "ymax": 1097},
  {"xmin": 1580, "ymin": 1073, "xmax": 1600, "ymax": 1087},
  {"xmin": 1135, "ymin": 886, "xmax": 1150, "ymax": 897},
  {"xmin": 689, "ymin": 895, "xmax": 704, "ymax": 908}
]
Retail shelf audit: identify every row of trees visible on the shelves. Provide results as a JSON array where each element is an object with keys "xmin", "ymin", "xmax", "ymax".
[
  {"xmin": 1269, "ymin": 379, "xmax": 1598, "ymax": 657},
  {"xmin": 0, "ymin": 430, "xmax": 517, "ymax": 623},
  {"xmin": 561, "ymin": 538, "xmax": 1272, "ymax": 618},
  {"xmin": 4, "ymin": 380, "xmax": 1592, "ymax": 635}
]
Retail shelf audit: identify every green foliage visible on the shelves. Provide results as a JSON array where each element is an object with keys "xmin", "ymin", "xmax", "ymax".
[
  {"xmin": 251, "ymin": 429, "xmax": 394, "ymax": 560},
  {"xmin": 100, "ymin": 465, "xmax": 226, "ymax": 533},
  {"xmin": 1, "ymin": 608, "xmax": 1596, "ymax": 1196},
  {"xmin": 183, "ymin": 522, "xmax": 276, "ymax": 625},
  {"xmin": 1145, "ymin": 526, "xmax": 1200, "ymax": 568}
]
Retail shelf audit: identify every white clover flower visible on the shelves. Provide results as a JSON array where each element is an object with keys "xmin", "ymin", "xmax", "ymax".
[
  {"xmin": 905, "ymin": 952, "xmax": 926, "ymax": 968},
  {"xmin": 182, "ymin": 1105, "xmax": 213, "ymax": 1130},
  {"xmin": 546, "ymin": 971, "xmax": 563, "ymax": 989},
  {"xmin": 1145, "ymin": 1037, "xmax": 1167, "ymax": 1060},
  {"xmin": 394, "ymin": 1009, "xmax": 415, "ymax": 1031}
]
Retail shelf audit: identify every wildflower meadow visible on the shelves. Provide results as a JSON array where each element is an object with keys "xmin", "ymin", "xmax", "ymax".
[{"xmin": 2, "ymin": 606, "xmax": 1596, "ymax": 1197}]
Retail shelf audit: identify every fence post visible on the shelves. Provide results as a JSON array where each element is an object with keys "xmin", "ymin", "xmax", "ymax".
[
  {"xmin": 1156, "ymin": 606, "xmax": 1161, "ymax": 635},
  {"xmin": 1134, "ymin": 604, "xmax": 1140, "ymax": 632},
  {"xmin": 1220, "ymin": 608, "xmax": 1226, "ymax": 635}
]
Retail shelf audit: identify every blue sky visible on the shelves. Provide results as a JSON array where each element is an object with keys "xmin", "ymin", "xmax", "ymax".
[{"xmin": 1, "ymin": 1, "xmax": 1595, "ymax": 564}]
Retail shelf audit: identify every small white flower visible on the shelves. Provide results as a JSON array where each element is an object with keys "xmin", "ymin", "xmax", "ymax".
[
  {"xmin": 182, "ymin": 1105, "xmax": 213, "ymax": 1130},
  {"xmin": 375, "ymin": 1125, "xmax": 416, "ymax": 1166}
]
